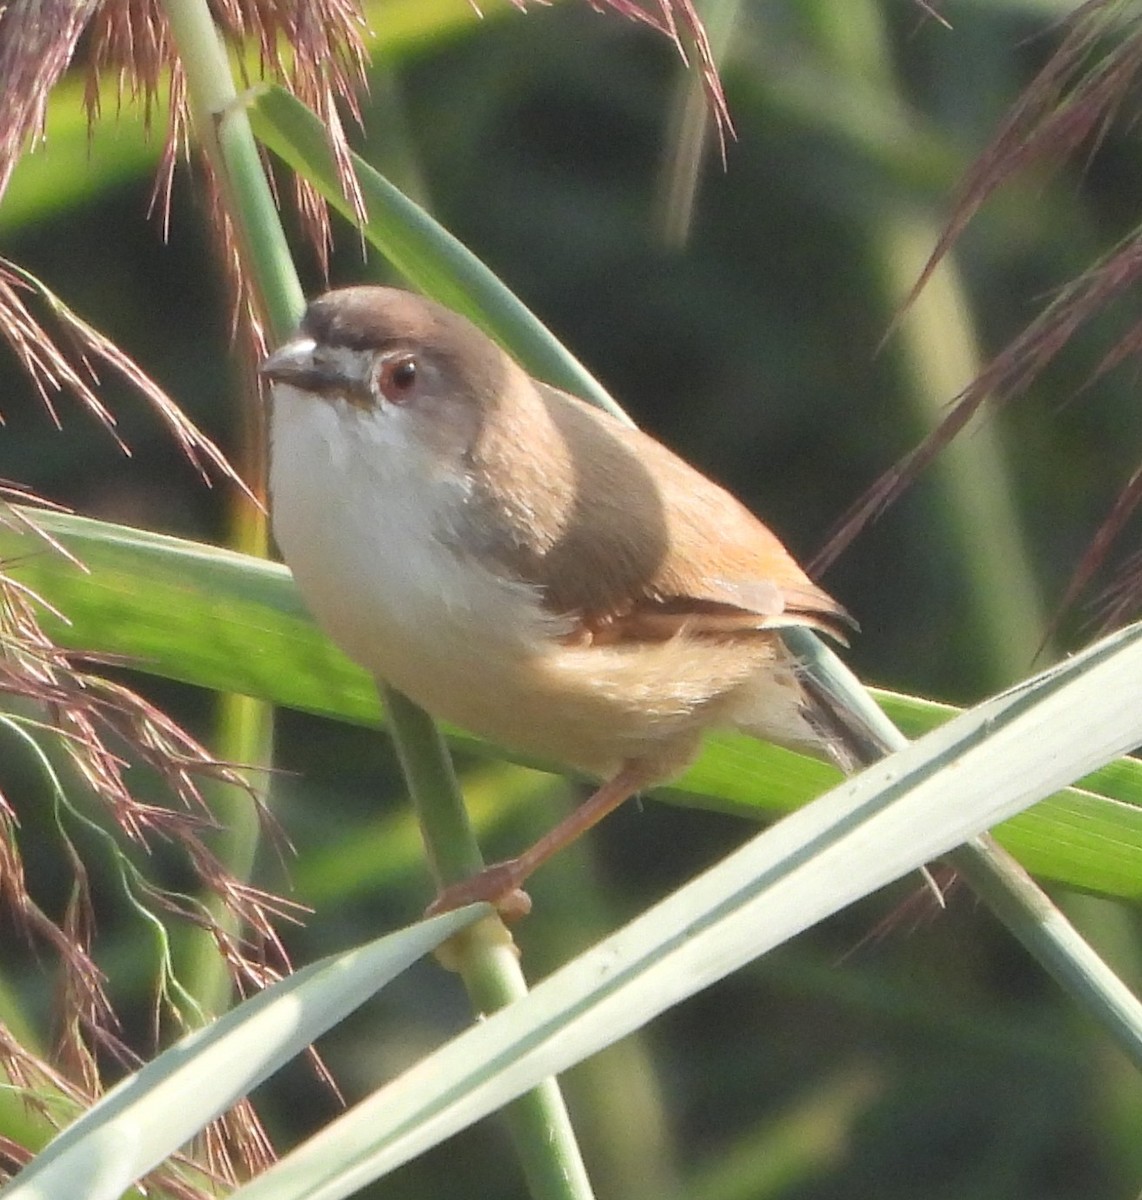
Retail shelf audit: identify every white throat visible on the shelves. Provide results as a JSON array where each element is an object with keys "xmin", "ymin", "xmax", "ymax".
[{"xmin": 268, "ymin": 383, "xmax": 553, "ymax": 693}]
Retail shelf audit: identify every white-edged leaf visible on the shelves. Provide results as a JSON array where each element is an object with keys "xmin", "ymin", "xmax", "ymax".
[
  {"xmin": 0, "ymin": 908, "xmax": 484, "ymax": 1200},
  {"xmin": 230, "ymin": 623, "xmax": 1142, "ymax": 1200}
]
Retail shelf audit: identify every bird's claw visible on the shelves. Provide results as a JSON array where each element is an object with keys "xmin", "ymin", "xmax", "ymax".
[{"xmin": 426, "ymin": 860, "xmax": 533, "ymax": 922}]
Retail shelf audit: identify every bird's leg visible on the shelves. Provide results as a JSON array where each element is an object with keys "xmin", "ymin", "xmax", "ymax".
[{"xmin": 427, "ymin": 762, "xmax": 650, "ymax": 919}]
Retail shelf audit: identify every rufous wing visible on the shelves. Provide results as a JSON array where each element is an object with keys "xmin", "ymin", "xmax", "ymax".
[{"xmin": 466, "ymin": 375, "xmax": 851, "ymax": 646}]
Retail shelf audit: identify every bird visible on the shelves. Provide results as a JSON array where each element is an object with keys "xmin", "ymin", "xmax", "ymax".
[{"xmin": 261, "ymin": 286, "xmax": 878, "ymax": 915}]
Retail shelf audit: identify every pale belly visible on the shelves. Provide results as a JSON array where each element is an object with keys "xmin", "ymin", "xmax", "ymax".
[{"xmin": 272, "ymin": 491, "xmax": 733, "ymax": 778}]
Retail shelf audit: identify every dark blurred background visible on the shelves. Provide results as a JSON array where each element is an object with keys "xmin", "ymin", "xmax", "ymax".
[{"xmin": 1, "ymin": 1, "xmax": 1140, "ymax": 1198}]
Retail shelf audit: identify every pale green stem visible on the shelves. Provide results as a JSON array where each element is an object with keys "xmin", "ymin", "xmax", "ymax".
[
  {"xmin": 383, "ymin": 686, "xmax": 596, "ymax": 1200},
  {"xmin": 163, "ymin": 0, "xmax": 302, "ymax": 339},
  {"xmin": 162, "ymin": 5, "xmax": 594, "ymax": 1198}
]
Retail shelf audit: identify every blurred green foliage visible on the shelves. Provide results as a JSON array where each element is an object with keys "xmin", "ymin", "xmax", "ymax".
[{"xmin": 1, "ymin": 2, "xmax": 1140, "ymax": 1198}]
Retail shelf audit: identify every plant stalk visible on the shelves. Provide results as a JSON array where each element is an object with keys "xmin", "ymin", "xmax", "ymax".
[{"xmin": 162, "ymin": 5, "xmax": 594, "ymax": 1197}]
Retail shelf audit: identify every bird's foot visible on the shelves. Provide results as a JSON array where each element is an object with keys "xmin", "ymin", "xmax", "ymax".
[{"xmin": 426, "ymin": 859, "xmax": 533, "ymax": 922}]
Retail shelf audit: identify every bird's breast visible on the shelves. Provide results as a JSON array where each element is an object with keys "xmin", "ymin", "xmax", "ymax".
[{"xmin": 270, "ymin": 385, "xmax": 554, "ymax": 680}]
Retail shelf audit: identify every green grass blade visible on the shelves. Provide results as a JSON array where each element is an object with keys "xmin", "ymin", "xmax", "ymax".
[{"xmin": 4, "ymin": 507, "xmax": 1139, "ymax": 901}]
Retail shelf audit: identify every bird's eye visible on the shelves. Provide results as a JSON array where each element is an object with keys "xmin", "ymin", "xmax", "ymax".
[{"xmin": 376, "ymin": 354, "xmax": 418, "ymax": 404}]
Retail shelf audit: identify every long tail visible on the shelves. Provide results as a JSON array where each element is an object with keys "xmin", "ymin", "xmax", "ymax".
[{"xmin": 799, "ymin": 667, "xmax": 898, "ymax": 773}]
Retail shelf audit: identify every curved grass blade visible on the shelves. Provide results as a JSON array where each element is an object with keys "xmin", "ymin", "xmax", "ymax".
[
  {"xmin": 228, "ymin": 623, "xmax": 1142, "ymax": 1200},
  {"xmin": 2, "ymin": 506, "xmax": 1139, "ymax": 901},
  {"xmin": 0, "ymin": 908, "xmax": 483, "ymax": 1200}
]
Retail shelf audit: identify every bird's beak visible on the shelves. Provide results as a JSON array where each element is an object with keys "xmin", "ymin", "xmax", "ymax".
[{"xmin": 259, "ymin": 338, "xmax": 349, "ymax": 394}]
